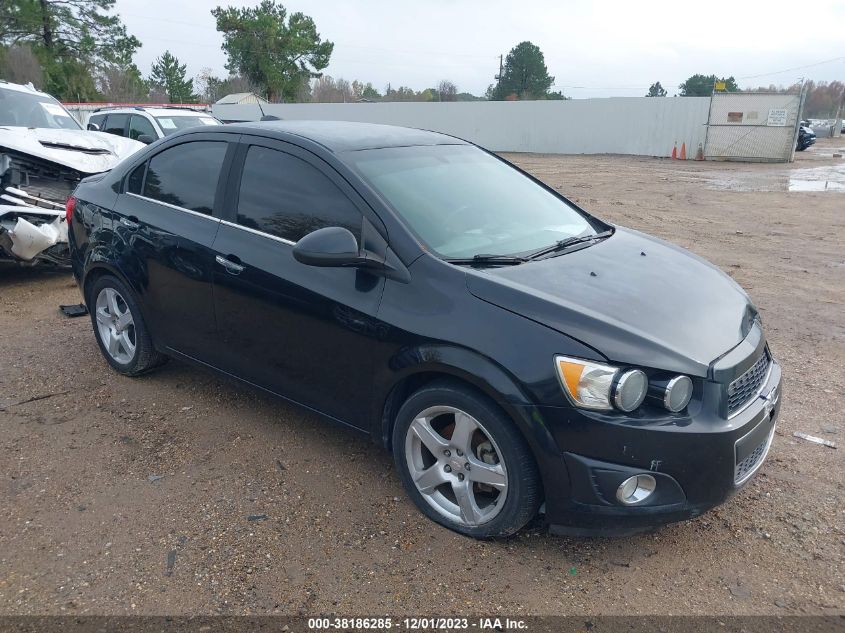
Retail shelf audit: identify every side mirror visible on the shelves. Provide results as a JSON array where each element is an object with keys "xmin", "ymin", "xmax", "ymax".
[
  {"xmin": 87, "ymin": 122, "xmax": 100, "ymax": 131},
  {"xmin": 137, "ymin": 134, "xmax": 155, "ymax": 144},
  {"xmin": 293, "ymin": 227, "xmax": 366, "ymax": 267}
]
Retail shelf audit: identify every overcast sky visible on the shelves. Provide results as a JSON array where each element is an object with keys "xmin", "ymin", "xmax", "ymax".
[{"xmin": 115, "ymin": 0, "xmax": 845, "ymax": 99}]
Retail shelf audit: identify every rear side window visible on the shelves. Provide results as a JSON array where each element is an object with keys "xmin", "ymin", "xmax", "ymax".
[
  {"xmin": 129, "ymin": 115, "xmax": 157, "ymax": 141},
  {"xmin": 143, "ymin": 141, "xmax": 227, "ymax": 215},
  {"xmin": 127, "ymin": 162, "xmax": 146, "ymax": 194},
  {"xmin": 236, "ymin": 146, "xmax": 361, "ymax": 243},
  {"xmin": 88, "ymin": 114, "xmax": 106, "ymax": 129},
  {"xmin": 103, "ymin": 114, "xmax": 127, "ymax": 136}
]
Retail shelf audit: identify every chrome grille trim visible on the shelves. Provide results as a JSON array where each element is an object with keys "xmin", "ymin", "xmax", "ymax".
[{"xmin": 727, "ymin": 349, "xmax": 771, "ymax": 418}]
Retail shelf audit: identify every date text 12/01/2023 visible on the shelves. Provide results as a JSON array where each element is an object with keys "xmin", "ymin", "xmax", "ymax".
[{"xmin": 307, "ymin": 617, "xmax": 528, "ymax": 630}]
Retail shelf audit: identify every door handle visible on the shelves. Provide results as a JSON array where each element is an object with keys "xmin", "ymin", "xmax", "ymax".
[
  {"xmin": 215, "ymin": 254, "xmax": 244, "ymax": 275},
  {"xmin": 121, "ymin": 216, "xmax": 139, "ymax": 229}
]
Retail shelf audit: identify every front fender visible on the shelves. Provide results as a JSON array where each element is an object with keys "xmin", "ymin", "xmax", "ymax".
[{"xmin": 373, "ymin": 343, "xmax": 570, "ymax": 509}]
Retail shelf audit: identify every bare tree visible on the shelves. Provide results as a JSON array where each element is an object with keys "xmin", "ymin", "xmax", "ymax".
[
  {"xmin": 312, "ymin": 75, "xmax": 343, "ymax": 102},
  {"xmin": 336, "ymin": 78, "xmax": 353, "ymax": 102},
  {"xmin": 97, "ymin": 64, "xmax": 149, "ymax": 102},
  {"xmin": 0, "ymin": 45, "xmax": 44, "ymax": 89},
  {"xmin": 194, "ymin": 67, "xmax": 216, "ymax": 103},
  {"xmin": 194, "ymin": 70, "xmax": 258, "ymax": 103},
  {"xmin": 148, "ymin": 86, "xmax": 169, "ymax": 103},
  {"xmin": 438, "ymin": 80, "xmax": 457, "ymax": 102}
]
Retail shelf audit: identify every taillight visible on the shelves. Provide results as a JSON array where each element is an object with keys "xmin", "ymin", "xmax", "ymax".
[{"xmin": 65, "ymin": 196, "xmax": 77, "ymax": 224}]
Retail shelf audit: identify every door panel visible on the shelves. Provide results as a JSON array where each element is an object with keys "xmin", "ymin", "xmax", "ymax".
[
  {"xmin": 115, "ymin": 194, "xmax": 221, "ymax": 357},
  {"xmin": 110, "ymin": 138, "xmax": 231, "ymax": 360},
  {"xmin": 212, "ymin": 227, "xmax": 384, "ymax": 426},
  {"xmin": 211, "ymin": 140, "xmax": 386, "ymax": 428}
]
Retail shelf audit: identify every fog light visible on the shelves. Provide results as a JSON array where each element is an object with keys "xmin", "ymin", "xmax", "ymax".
[{"xmin": 616, "ymin": 474, "xmax": 656, "ymax": 505}]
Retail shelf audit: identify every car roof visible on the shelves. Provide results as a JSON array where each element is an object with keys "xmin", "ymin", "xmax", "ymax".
[
  {"xmin": 226, "ymin": 120, "xmax": 469, "ymax": 152},
  {"xmin": 140, "ymin": 108, "xmax": 213, "ymax": 117},
  {"xmin": 93, "ymin": 107, "xmax": 212, "ymax": 117}
]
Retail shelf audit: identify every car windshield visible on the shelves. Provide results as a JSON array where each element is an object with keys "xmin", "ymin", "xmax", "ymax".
[
  {"xmin": 347, "ymin": 144, "xmax": 594, "ymax": 259},
  {"xmin": 154, "ymin": 114, "xmax": 220, "ymax": 136},
  {"xmin": 0, "ymin": 86, "xmax": 81, "ymax": 130}
]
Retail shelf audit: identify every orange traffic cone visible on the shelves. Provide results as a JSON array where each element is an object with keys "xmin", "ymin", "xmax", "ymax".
[
  {"xmin": 680, "ymin": 142, "xmax": 687, "ymax": 160},
  {"xmin": 671, "ymin": 143, "xmax": 677, "ymax": 160}
]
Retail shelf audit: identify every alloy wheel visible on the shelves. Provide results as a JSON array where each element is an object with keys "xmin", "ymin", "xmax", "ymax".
[
  {"xmin": 95, "ymin": 287, "xmax": 136, "ymax": 364},
  {"xmin": 404, "ymin": 405, "xmax": 508, "ymax": 527}
]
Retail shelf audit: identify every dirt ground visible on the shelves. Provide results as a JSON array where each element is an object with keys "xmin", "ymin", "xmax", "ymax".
[{"xmin": 1, "ymin": 139, "xmax": 843, "ymax": 617}]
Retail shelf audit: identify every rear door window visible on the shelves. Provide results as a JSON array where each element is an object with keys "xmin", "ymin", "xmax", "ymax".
[
  {"xmin": 103, "ymin": 114, "xmax": 127, "ymax": 137},
  {"xmin": 129, "ymin": 115, "xmax": 157, "ymax": 141},
  {"xmin": 143, "ymin": 141, "xmax": 228, "ymax": 215},
  {"xmin": 235, "ymin": 145, "xmax": 361, "ymax": 242},
  {"xmin": 127, "ymin": 162, "xmax": 146, "ymax": 194}
]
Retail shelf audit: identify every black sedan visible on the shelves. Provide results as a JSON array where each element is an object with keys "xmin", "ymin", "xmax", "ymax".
[{"xmin": 67, "ymin": 121, "xmax": 782, "ymax": 538}]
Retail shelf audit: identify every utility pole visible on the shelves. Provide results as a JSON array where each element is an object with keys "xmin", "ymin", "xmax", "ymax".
[{"xmin": 497, "ymin": 54, "xmax": 503, "ymax": 81}]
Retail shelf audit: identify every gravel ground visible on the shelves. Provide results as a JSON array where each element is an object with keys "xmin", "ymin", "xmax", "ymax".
[{"xmin": 1, "ymin": 140, "xmax": 843, "ymax": 616}]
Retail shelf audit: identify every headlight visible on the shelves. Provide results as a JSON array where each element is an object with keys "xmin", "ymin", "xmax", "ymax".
[
  {"xmin": 555, "ymin": 356, "xmax": 617, "ymax": 410},
  {"xmin": 555, "ymin": 356, "xmax": 646, "ymax": 412},
  {"xmin": 648, "ymin": 375, "xmax": 693, "ymax": 412},
  {"xmin": 612, "ymin": 369, "xmax": 648, "ymax": 412}
]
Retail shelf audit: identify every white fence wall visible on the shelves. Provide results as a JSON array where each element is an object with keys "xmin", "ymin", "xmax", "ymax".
[{"xmin": 213, "ymin": 97, "xmax": 712, "ymax": 158}]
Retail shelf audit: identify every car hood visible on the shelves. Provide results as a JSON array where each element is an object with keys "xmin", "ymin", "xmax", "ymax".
[
  {"xmin": 465, "ymin": 227, "xmax": 757, "ymax": 377},
  {"xmin": 0, "ymin": 126, "xmax": 144, "ymax": 173}
]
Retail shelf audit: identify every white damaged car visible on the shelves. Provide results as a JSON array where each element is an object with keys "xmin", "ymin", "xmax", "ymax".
[{"xmin": 0, "ymin": 80, "xmax": 144, "ymax": 265}]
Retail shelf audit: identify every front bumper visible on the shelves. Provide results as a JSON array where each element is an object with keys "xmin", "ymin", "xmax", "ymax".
[{"xmin": 528, "ymin": 359, "xmax": 782, "ymax": 536}]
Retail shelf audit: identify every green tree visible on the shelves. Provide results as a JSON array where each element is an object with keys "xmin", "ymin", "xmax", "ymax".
[
  {"xmin": 212, "ymin": 0, "xmax": 333, "ymax": 102},
  {"xmin": 361, "ymin": 83, "xmax": 381, "ymax": 100},
  {"xmin": 0, "ymin": 0, "xmax": 140, "ymax": 100},
  {"xmin": 150, "ymin": 51, "xmax": 196, "ymax": 103},
  {"xmin": 646, "ymin": 81, "xmax": 667, "ymax": 97},
  {"xmin": 679, "ymin": 74, "xmax": 738, "ymax": 97},
  {"xmin": 489, "ymin": 41, "xmax": 555, "ymax": 100}
]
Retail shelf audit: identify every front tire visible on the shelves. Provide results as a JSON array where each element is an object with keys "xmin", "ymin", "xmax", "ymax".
[
  {"xmin": 392, "ymin": 381, "xmax": 541, "ymax": 538},
  {"xmin": 87, "ymin": 274, "xmax": 166, "ymax": 376}
]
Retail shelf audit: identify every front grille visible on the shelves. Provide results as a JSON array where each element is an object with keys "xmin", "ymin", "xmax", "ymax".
[{"xmin": 727, "ymin": 350, "xmax": 770, "ymax": 416}]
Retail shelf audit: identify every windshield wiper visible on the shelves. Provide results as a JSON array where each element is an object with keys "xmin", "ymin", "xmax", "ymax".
[
  {"xmin": 445, "ymin": 254, "xmax": 527, "ymax": 266},
  {"xmin": 524, "ymin": 229, "xmax": 614, "ymax": 261}
]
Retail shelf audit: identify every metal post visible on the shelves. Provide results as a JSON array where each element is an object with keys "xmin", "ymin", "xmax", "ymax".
[
  {"xmin": 702, "ymin": 89, "xmax": 716, "ymax": 160},
  {"xmin": 788, "ymin": 79, "xmax": 807, "ymax": 163}
]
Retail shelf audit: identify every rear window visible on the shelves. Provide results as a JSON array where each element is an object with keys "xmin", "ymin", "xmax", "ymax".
[
  {"xmin": 127, "ymin": 162, "xmax": 146, "ymax": 194},
  {"xmin": 143, "ymin": 141, "xmax": 227, "ymax": 215}
]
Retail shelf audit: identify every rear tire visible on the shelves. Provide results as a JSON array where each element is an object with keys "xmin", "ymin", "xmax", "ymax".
[
  {"xmin": 392, "ymin": 381, "xmax": 541, "ymax": 538},
  {"xmin": 87, "ymin": 274, "xmax": 166, "ymax": 376}
]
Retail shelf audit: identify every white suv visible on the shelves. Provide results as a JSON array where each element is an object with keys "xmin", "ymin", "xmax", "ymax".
[{"xmin": 86, "ymin": 106, "xmax": 221, "ymax": 144}]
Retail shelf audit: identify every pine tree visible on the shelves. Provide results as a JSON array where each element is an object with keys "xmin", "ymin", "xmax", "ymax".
[{"xmin": 150, "ymin": 51, "xmax": 197, "ymax": 103}]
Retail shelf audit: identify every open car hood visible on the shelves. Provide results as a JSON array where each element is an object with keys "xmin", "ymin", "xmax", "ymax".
[
  {"xmin": 0, "ymin": 126, "xmax": 144, "ymax": 174},
  {"xmin": 465, "ymin": 227, "xmax": 758, "ymax": 377}
]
